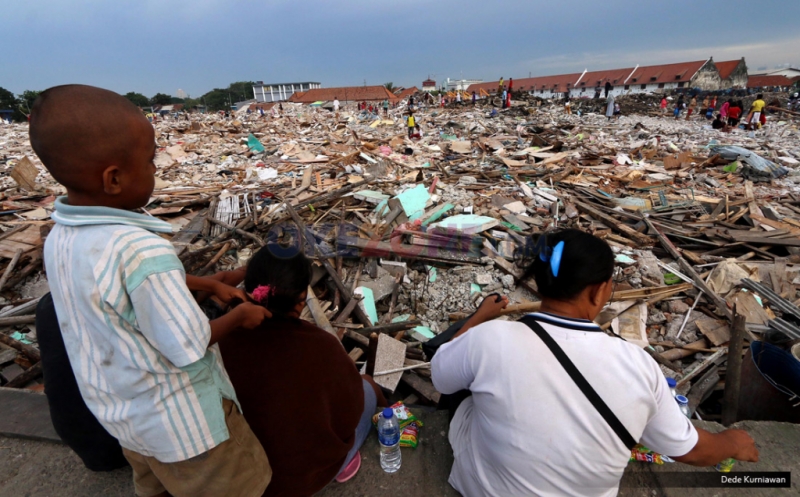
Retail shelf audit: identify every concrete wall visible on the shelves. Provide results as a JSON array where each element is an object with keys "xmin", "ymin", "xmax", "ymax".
[
  {"xmin": 530, "ymin": 82, "xmax": 682, "ymax": 100},
  {"xmin": 721, "ymin": 62, "xmax": 749, "ymax": 89},
  {"xmin": 690, "ymin": 62, "xmax": 722, "ymax": 90}
]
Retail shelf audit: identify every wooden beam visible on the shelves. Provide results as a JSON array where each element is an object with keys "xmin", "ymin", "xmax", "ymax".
[{"xmin": 722, "ymin": 311, "xmax": 747, "ymax": 426}]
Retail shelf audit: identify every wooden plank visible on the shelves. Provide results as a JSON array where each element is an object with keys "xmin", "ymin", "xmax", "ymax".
[
  {"xmin": 341, "ymin": 236, "xmax": 482, "ymax": 264},
  {"xmin": 0, "ymin": 387, "xmax": 61, "ymax": 442},
  {"xmin": 695, "ymin": 317, "xmax": 732, "ymax": 346},
  {"xmin": 169, "ymin": 209, "xmax": 206, "ymax": 256},
  {"xmin": 722, "ymin": 311, "xmax": 747, "ymax": 426},
  {"xmin": 401, "ymin": 371, "xmax": 441, "ymax": 404}
]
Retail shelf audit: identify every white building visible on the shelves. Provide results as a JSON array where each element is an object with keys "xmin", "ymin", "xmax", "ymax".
[
  {"xmin": 445, "ymin": 78, "xmax": 482, "ymax": 92},
  {"xmin": 252, "ymin": 81, "xmax": 322, "ymax": 103}
]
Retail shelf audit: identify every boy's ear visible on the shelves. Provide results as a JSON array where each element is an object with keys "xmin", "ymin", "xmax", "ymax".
[{"xmin": 102, "ymin": 165, "xmax": 123, "ymax": 195}]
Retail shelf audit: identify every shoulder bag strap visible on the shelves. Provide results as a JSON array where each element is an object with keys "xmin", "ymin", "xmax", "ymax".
[{"xmin": 519, "ymin": 316, "xmax": 637, "ymax": 450}]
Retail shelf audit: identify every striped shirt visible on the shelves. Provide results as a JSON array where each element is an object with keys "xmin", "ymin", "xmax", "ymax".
[{"xmin": 44, "ymin": 197, "xmax": 238, "ymax": 463}]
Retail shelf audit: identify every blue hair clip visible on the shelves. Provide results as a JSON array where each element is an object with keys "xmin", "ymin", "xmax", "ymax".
[
  {"xmin": 550, "ymin": 241, "xmax": 564, "ymax": 277},
  {"xmin": 538, "ymin": 240, "xmax": 565, "ymax": 277}
]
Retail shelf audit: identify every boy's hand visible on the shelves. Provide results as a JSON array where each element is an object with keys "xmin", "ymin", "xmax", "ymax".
[
  {"xmin": 474, "ymin": 294, "xmax": 509, "ymax": 323},
  {"xmin": 233, "ymin": 302, "xmax": 272, "ymax": 329},
  {"xmin": 727, "ymin": 429, "xmax": 759, "ymax": 462},
  {"xmin": 211, "ymin": 280, "xmax": 249, "ymax": 304}
]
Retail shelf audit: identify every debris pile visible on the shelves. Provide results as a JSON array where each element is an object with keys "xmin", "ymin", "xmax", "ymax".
[{"xmin": 2, "ymin": 98, "xmax": 800, "ymax": 418}]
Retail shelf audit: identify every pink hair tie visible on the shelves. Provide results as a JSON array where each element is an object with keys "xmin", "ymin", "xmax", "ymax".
[{"xmin": 252, "ymin": 285, "xmax": 273, "ymax": 304}]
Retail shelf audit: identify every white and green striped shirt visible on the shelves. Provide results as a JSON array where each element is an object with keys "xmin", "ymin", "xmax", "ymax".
[{"xmin": 45, "ymin": 197, "xmax": 238, "ymax": 463}]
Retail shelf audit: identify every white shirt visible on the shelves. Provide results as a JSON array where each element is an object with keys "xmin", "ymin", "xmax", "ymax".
[
  {"xmin": 432, "ymin": 312, "xmax": 698, "ymax": 497},
  {"xmin": 333, "ymin": 99, "xmax": 340, "ymax": 110},
  {"xmin": 45, "ymin": 198, "xmax": 238, "ymax": 463}
]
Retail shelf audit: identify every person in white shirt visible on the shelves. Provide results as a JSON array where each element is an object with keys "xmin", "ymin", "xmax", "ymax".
[
  {"xmin": 333, "ymin": 97, "xmax": 340, "ymax": 113},
  {"xmin": 432, "ymin": 229, "xmax": 759, "ymax": 497}
]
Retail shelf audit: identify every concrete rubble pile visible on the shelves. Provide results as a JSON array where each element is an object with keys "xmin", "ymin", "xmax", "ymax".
[{"xmin": 2, "ymin": 95, "xmax": 800, "ymax": 418}]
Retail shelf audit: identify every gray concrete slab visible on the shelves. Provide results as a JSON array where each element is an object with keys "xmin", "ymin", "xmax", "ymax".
[{"xmin": 1, "ymin": 413, "xmax": 798, "ymax": 496}]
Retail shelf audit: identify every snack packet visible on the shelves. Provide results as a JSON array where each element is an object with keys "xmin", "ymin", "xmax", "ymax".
[
  {"xmin": 630, "ymin": 444, "xmax": 674, "ymax": 465},
  {"xmin": 372, "ymin": 402, "xmax": 422, "ymax": 430},
  {"xmin": 399, "ymin": 422, "xmax": 419, "ymax": 448}
]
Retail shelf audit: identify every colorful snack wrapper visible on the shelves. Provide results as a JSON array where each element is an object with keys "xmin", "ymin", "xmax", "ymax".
[
  {"xmin": 372, "ymin": 402, "xmax": 422, "ymax": 430},
  {"xmin": 630, "ymin": 444, "xmax": 674, "ymax": 465},
  {"xmin": 400, "ymin": 422, "xmax": 419, "ymax": 448}
]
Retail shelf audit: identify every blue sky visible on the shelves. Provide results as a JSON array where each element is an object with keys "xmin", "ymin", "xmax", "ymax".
[{"xmin": 4, "ymin": 0, "xmax": 799, "ymax": 98}]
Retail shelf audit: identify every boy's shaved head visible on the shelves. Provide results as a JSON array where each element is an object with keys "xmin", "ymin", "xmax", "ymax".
[{"xmin": 29, "ymin": 84, "xmax": 151, "ymax": 192}]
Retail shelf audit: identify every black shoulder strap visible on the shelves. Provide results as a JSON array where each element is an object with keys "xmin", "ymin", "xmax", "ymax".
[{"xmin": 519, "ymin": 316, "xmax": 637, "ymax": 450}]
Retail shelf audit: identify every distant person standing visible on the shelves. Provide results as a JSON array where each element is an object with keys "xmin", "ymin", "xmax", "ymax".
[
  {"xmin": 727, "ymin": 101, "xmax": 742, "ymax": 127},
  {"xmin": 660, "ymin": 96, "xmax": 668, "ymax": 115},
  {"xmin": 383, "ymin": 99, "xmax": 389, "ymax": 115},
  {"xmin": 505, "ymin": 88, "xmax": 511, "ymax": 109},
  {"xmin": 720, "ymin": 99, "xmax": 731, "ymax": 121},
  {"xmin": 456, "ymin": 91, "xmax": 462, "ymax": 104},
  {"xmin": 686, "ymin": 95, "xmax": 697, "ymax": 120},
  {"xmin": 702, "ymin": 96, "xmax": 709, "ymax": 112},
  {"xmin": 604, "ymin": 81, "xmax": 612, "ymax": 98},
  {"xmin": 674, "ymin": 95, "xmax": 684, "ymax": 119},
  {"xmin": 472, "ymin": 91, "xmax": 477, "ymax": 105},
  {"xmin": 508, "ymin": 78, "xmax": 513, "ymax": 94},
  {"xmin": 440, "ymin": 95, "xmax": 445, "ymax": 108},
  {"xmin": 564, "ymin": 89, "xmax": 572, "ymax": 115},
  {"xmin": 407, "ymin": 112, "xmax": 416, "ymax": 138},
  {"xmin": 333, "ymin": 97, "xmax": 340, "ymax": 114},
  {"xmin": 498, "ymin": 77, "xmax": 504, "ymax": 95},
  {"xmin": 710, "ymin": 96, "xmax": 718, "ymax": 111},
  {"xmin": 594, "ymin": 85, "xmax": 602, "ymax": 99},
  {"xmin": 747, "ymin": 94, "xmax": 766, "ymax": 130},
  {"xmin": 502, "ymin": 87, "xmax": 508, "ymax": 109},
  {"xmin": 606, "ymin": 93, "xmax": 615, "ymax": 121}
]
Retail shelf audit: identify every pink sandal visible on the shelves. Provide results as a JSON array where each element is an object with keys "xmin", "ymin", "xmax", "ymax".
[{"xmin": 335, "ymin": 451, "xmax": 361, "ymax": 483}]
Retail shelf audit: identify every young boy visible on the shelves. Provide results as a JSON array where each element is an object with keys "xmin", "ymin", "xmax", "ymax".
[
  {"xmin": 407, "ymin": 112, "xmax": 416, "ymax": 138},
  {"xmin": 30, "ymin": 85, "xmax": 272, "ymax": 497}
]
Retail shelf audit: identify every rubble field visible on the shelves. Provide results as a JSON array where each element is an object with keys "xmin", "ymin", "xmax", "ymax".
[{"xmin": 2, "ymin": 92, "xmax": 800, "ymax": 421}]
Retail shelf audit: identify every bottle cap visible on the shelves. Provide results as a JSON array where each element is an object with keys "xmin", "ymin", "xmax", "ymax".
[
  {"xmin": 666, "ymin": 377, "xmax": 677, "ymax": 388},
  {"xmin": 675, "ymin": 395, "xmax": 688, "ymax": 405},
  {"xmin": 382, "ymin": 407, "xmax": 394, "ymax": 419}
]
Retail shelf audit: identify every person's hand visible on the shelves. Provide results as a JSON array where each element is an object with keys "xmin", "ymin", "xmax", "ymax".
[
  {"xmin": 474, "ymin": 294, "xmax": 509, "ymax": 323},
  {"xmin": 727, "ymin": 429, "xmax": 759, "ymax": 462},
  {"xmin": 211, "ymin": 280, "xmax": 249, "ymax": 305},
  {"xmin": 233, "ymin": 302, "xmax": 272, "ymax": 329}
]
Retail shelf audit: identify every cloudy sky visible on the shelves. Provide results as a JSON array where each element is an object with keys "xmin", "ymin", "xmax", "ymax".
[{"xmin": 4, "ymin": 0, "xmax": 798, "ymax": 98}]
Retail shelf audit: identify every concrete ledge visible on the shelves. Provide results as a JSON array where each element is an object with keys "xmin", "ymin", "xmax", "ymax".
[{"xmin": 1, "ymin": 412, "xmax": 799, "ymax": 496}]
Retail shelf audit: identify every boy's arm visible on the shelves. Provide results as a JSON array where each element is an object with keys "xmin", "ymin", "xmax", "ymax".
[
  {"xmin": 209, "ymin": 303, "xmax": 271, "ymax": 345},
  {"xmin": 186, "ymin": 272, "xmax": 248, "ymax": 304},
  {"xmin": 672, "ymin": 428, "xmax": 758, "ymax": 466}
]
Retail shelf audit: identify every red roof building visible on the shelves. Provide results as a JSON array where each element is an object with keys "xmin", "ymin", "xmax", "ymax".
[
  {"xmin": 288, "ymin": 86, "xmax": 398, "ymax": 104},
  {"xmin": 394, "ymin": 87, "xmax": 419, "ymax": 100},
  {"xmin": 467, "ymin": 58, "xmax": 734, "ymax": 99},
  {"xmin": 747, "ymin": 75, "xmax": 797, "ymax": 89}
]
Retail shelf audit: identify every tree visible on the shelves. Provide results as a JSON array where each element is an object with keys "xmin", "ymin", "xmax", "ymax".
[
  {"xmin": 124, "ymin": 92, "xmax": 149, "ymax": 108},
  {"xmin": 18, "ymin": 90, "xmax": 41, "ymax": 114},
  {"xmin": 169, "ymin": 97, "xmax": 185, "ymax": 104},
  {"xmin": 150, "ymin": 93, "xmax": 173, "ymax": 106},
  {"xmin": 0, "ymin": 87, "xmax": 21, "ymax": 121},
  {"xmin": 384, "ymin": 82, "xmax": 395, "ymax": 92},
  {"xmin": 199, "ymin": 81, "xmax": 255, "ymax": 112}
]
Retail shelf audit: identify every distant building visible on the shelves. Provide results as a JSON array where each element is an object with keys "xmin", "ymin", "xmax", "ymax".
[
  {"xmin": 716, "ymin": 58, "xmax": 749, "ymax": 89},
  {"xmin": 747, "ymin": 75, "xmax": 797, "ymax": 90},
  {"xmin": 287, "ymin": 85, "xmax": 398, "ymax": 105},
  {"xmin": 761, "ymin": 68, "xmax": 800, "ymax": 79},
  {"xmin": 445, "ymin": 78, "xmax": 482, "ymax": 92},
  {"xmin": 421, "ymin": 78, "xmax": 437, "ymax": 93},
  {"xmin": 252, "ymin": 82, "xmax": 322, "ymax": 103},
  {"xmin": 467, "ymin": 57, "xmax": 746, "ymax": 99},
  {"xmin": 394, "ymin": 87, "xmax": 419, "ymax": 100}
]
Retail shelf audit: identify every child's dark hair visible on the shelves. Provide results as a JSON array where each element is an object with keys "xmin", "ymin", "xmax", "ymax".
[
  {"xmin": 518, "ymin": 229, "xmax": 614, "ymax": 300},
  {"xmin": 244, "ymin": 244, "xmax": 312, "ymax": 315}
]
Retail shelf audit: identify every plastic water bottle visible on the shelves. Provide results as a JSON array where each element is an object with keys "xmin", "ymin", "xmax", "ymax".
[
  {"xmin": 377, "ymin": 407, "xmax": 402, "ymax": 473},
  {"xmin": 675, "ymin": 395, "xmax": 691, "ymax": 418},
  {"xmin": 666, "ymin": 377, "xmax": 678, "ymax": 397}
]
